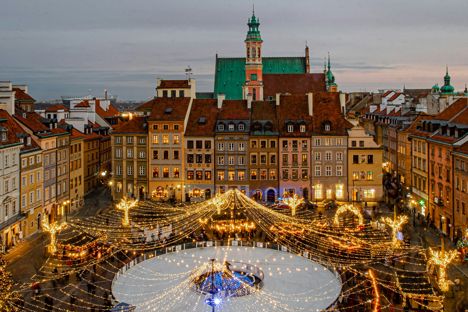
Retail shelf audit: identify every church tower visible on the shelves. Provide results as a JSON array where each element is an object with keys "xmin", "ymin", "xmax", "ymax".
[
  {"xmin": 326, "ymin": 53, "xmax": 338, "ymax": 93},
  {"xmin": 243, "ymin": 9, "xmax": 263, "ymax": 101}
]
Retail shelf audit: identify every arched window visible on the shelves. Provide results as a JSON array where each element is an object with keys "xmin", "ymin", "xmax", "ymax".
[
  {"xmin": 251, "ymin": 47, "xmax": 256, "ymax": 58},
  {"xmin": 258, "ymin": 47, "xmax": 261, "ymax": 58}
]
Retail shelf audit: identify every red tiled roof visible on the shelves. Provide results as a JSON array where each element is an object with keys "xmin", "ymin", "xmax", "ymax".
[
  {"xmin": 75, "ymin": 100, "xmax": 90, "ymax": 108},
  {"xmin": 70, "ymin": 128, "xmax": 86, "ymax": 139},
  {"xmin": 45, "ymin": 104, "xmax": 69, "ymax": 112},
  {"xmin": 382, "ymin": 90, "xmax": 394, "ymax": 98},
  {"xmin": 263, "ymin": 73, "xmax": 326, "ymax": 98},
  {"xmin": 14, "ymin": 111, "xmax": 49, "ymax": 132},
  {"xmin": 158, "ymin": 80, "xmax": 190, "ymax": 89},
  {"xmin": 148, "ymin": 97, "xmax": 191, "ymax": 121},
  {"xmin": 185, "ymin": 99, "xmax": 218, "ymax": 137},
  {"xmin": 251, "ymin": 101, "xmax": 278, "ymax": 132},
  {"xmin": 113, "ymin": 117, "xmax": 147, "ymax": 134},
  {"xmin": 312, "ymin": 92, "xmax": 353, "ymax": 136},
  {"xmin": 218, "ymin": 100, "xmax": 249, "ymax": 120},
  {"xmin": 276, "ymin": 94, "xmax": 313, "ymax": 136},
  {"xmin": 95, "ymin": 99, "xmax": 120, "ymax": 119},
  {"xmin": 136, "ymin": 99, "xmax": 154, "ymax": 112},
  {"xmin": 13, "ymin": 88, "xmax": 34, "ymax": 101},
  {"xmin": 435, "ymin": 98, "xmax": 467, "ymax": 121},
  {"xmin": 387, "ymin": 92, "xmax": 402, "ymax": 102},
  {"xmin": 0, "ymin": 110, "xmax": 26, "ymax": 147}
]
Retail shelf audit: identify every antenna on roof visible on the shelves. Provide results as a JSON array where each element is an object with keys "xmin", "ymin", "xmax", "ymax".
[{"xmin": 185, "ymin": 66, "xmax": 193, "ymax": 81}]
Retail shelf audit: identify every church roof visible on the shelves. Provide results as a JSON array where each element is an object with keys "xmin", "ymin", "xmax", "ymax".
[
  {"xmin": 263, "ymin": 73, "xmax": 326, "ymax": 98},
  {"xmin": 214, "ymin": 56, "xmax": 307, "ymax": 99}
]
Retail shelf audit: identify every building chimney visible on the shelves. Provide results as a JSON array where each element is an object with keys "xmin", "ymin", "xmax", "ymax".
[
  {"xmin": 305, "ymin": 45, "xmax": 310, "ymax": 73},
  {"xmin": 307, "ymin": 92, "xmax": 313, "ymax": 116},
  {"xmin": 217, "ymin": 94, "xmax": 225, "ymax": 109},
  {"xmin": 276, "ymin": 93, "xmax": 281, "ymax": 106},
  {"xmin": 339, "ymin": 93, "xmax": 346, "ymax": 115},
  {"xmin": 104, "ymin": 89, "xmax": 108, "ymax": 100},
  {"xmin": 247, "ymin": 94, "xmax": 253, "ymax": 109}
]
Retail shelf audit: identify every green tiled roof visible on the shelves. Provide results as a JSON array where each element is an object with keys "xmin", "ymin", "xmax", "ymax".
[{"xmin": 214, "ymin": 56, "xmax": 307, "ymax": 99}]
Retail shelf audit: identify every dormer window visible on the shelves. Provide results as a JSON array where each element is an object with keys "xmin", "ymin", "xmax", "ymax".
[
  {"xmin": 217, "ymin": 123, "xmax": 225, "ymax": 131},
  {"xmin": 238, "ymin": 123, "xmax": 245, "ymax": 131},
  {"xmin": 228, "ymin": 123, "xmax": 235, "ymax": 131},
  {"xmin": 323, "ymin": 121, "xmax": 331, "ymax": 132},
  {"xmin": 300, "ymin": 125, "xmax": 306, "ymax": 133},
  {"xmin": 0, "ymin": 128, "xmax": 7, "ymax": 142},
  {"xmin": 287, "ymin": 124, "xmax": 294, "ymax": 133}
]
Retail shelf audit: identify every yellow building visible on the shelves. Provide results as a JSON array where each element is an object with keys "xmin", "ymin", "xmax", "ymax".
[
  {"xmin": 347, "ymin": 125, "xmax": 383, "ymax": 207},
  {"xmin": 69, "ymin": 129, "xmax": 85, "ymax": 212},
  {"xmin": 19, "ymin": 141, "xmax": 43, "ymax": 238}
]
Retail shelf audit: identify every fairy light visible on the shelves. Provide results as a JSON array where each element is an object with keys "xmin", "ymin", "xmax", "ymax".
[
  {"xmin": 427, "ymin": 248, "xmax": 458, "ymax": 292},
  {"xmin": 282, "ymin": 193, "xmax": 304, "ymax": 216},
  {"xmin": 42, "ymin": 215, "xmax": 67, "ymax": 254},
  {"xmin": 381, "ymin": 215, "xmax": 408, "ymax": 247},
  {"xmin": 116, "ymin": 197, "xmax": 138, "ymax": 226},
  {"xmin": 368, "ymin": 269, "xmax": 380, "ymax": 312},
  {"xmin": 333, "ymin": 204, "xmax": 364, "ymax": 226}
]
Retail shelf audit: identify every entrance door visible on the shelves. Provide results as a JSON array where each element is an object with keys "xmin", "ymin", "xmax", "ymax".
[
  {"xmin": 205, "ymin": 189, "xmax": 211, "ymax": 199},
  {"xmin": 266, "ymin": 189, "xmax": 276, "ymax": 203}
]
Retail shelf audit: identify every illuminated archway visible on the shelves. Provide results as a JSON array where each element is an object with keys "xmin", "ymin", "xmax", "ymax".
[{"xmin": 333, "ymin": 204, "xmax": 364, "ymax": 226}]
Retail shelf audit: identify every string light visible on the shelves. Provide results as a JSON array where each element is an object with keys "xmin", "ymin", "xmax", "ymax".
[
  {"xmin": 381, "ymin": 215, "xmax": 408, "ymax": 247},
  {"xmin": 282, "ymin": 193, "xmax": 304, "ymax": 216},
  {"xmin": 333, "ymin": 204, "xmax": 364, "ymax": 227},
  {"xmin": 427, "ymin": 248, "xmax": 458, "ymax": 292}
]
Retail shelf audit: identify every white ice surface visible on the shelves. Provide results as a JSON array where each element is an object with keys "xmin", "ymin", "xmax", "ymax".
[{"xmin": 112, "ymin": 246, "xmax": 341, "ymax": 312}]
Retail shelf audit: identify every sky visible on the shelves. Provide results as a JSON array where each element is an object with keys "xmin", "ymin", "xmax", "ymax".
[{"xmin": 1, "ymin": 0, "xmax": 467, "ymax": 101}]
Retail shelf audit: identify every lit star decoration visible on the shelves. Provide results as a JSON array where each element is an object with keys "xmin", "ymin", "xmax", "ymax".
[
  {"xmin": 381, "ymin": 215, "xmax": 408, "ymax": 247},
  {"xmin": 41, "ymin": 216, "xmax": 67, "ymax": 254},
  {"xmin": 116, "ymin": 197, "xmax": 138, "ymax": 226},
  {"xmin": 282, "ymin": 193, "xmax": 304, "ymax": 216},
  {"xmin": 427, "ymin": 248, "xmax": 458, "ymax": 292},
  {"xmin": 333, "ymin": 204, "xmax": 364, "ymax": 227}
]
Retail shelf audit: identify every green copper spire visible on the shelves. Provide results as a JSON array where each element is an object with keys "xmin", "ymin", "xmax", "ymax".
[
  {"xmin": 440, "ymin": 65, "xmax": 455, "ymax": 94},
  {"xmin": 326, "ymin": 52, "xmax": 336, "ymax": 86},
  {"xmin": 464, "ymin": 83, "xmax": 468, "ymax": 95},
  {"xmin": 246, "ymin": 8, "xmax": 262, "ymax": 42}
]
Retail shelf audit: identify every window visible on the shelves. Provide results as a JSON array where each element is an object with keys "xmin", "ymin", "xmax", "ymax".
[
  {"xmin": 179, "ymin": 90, "xmax": 184, "ymax": 97},
  {"xmin": 217, "ymin": 124, "xmax": 224, "ymax": 131},
  {"xmin": 336, "ymin": 152, "xmax": 343, "ymax": 161},
  {"xmin": 287, "ymin": 124, "xmax": 294, "ymax": 133},
  {"xmin": 126, "ymin": 137, "xmax": 133, "ymax": 144},
  {"xmin": 228, "ymin": 156, "xmax": 235, "ymax": 165},
  {"xmin": 359, "ymin": 140, "xmax": 364, "ymax": 147},
  {"xmin": 302, "ymin": 140, "xmax": 308, "ymax": 150},
  {"xmin": 282, "ymin": 154, "xmax": 288, "ymax": 166},
  {"xmin": 325, "ymin": 166, "xmax": 332, "ymax": 176},
  {"xmin": 238, "ymin": 171, "xmax": 245, "ymax": 181},
  {"xmin": 336, "ymin": 165, "xmax": 343, "ymax": 176},
  {"xmin": 153, "ymin": 151, "xmax": 159, "ymax": 160},
  {"xmin": 218, "ymin": 156, "xmax": 225, "ymax": 165},
  {"xmin": 238, "ymin": 123, "xmax": 245, "ymax": 131},
  {"xmin": 252, "ymin": 140, "xmax": 259, "ymax": 149},
  {"xmin": 115, "ymin": 136, "xmax": 122, "ymax": 144},
  {"xmin": 228, "ymin": 143, "xmax": 235, "ymax": 151},
  {"xmin": 238, "ymin": 156, "xmax": 245, "ymax": 165},
  {"xmin": 205, "ymin": 141, "xmax": 211, "ymax": 149},
  {"xmin": 126, "ymin": 148, "xmax": 133, "ymax": 158},
  {"xmin": 292, "ymin": 154, "xmax": 298, "ymax": 165},
  {"xmin": 163, "ymin": 167, "xmax": 169, "ymax": 178},
  {"xmin": 162, "ymin": 135, "xmax": 169, "ymax": 144},
  {"xmin": 116, "ymin": 165, "xmax": 122, "ymax": 176},
  {"xmin": 353, "ymin": 155, "xmax": 359, "ymax": 164},
  {"xmin": 238, "ymin": 143, "xmax": 245, "ymax": 151},
  {"xmin": 363, "ymin": 189, "xmax": 375, "ymax": 199},
  {"xmin": 195, "ymin": 170, "xmax": 203, "ymax": 180},
  {"xmin": 139, "ymin": 151, "xmax": 146, "ymax": 159},
  {"xmin": 300, "ymin": 125, "xmax": 306, "ymax": 133},
  {"xmin": 139, "ymin": 166, "xmax": 146, "ymax": 176},
  {"xmin": 325, "ymin": 151, "xmax": 332, "ymax": 161},
  {"xmin": 218, "ymin": 143, "xmax": 224, "ymax": 151},
  {"xmin": 336, "ymin": 138, "xmax": 343, "ymax": 146},
  {"xmin": 292, "ymin": 140, "xmax": 298, "ymax": 150},
  {"xmin": 127, "ymin": 165, "xmax": 133, "ymax": 176},
  {"xmin": 315, "ymin": 152, "xmax": 321, "ymax": 161},
  {"xmin": 269, "ymin": 169, "xmax": 277, "ymax": 180},
  {"xmin": 173, "ymin": 168, "xmax": 180, "ymax": 178},
  {"xmin": 187, "ymin": 140, "xmax": 194, "ymax": 149},
  {"xmin": 163, "ymin": 151, "xmax": 169, "ymax": 160},
  {"xmin": 228, "ymin": 171, "xmax": 236, "ymax": 181},
  {"xmin": 270, "ymin": 154, "xmax": 276, "ymax": 164},
  {"xmin": 315, "ymin": 166, "xmax": 321, "ymax": 177},
  {"xmin": 187, "ymin": 170, "xmax": 194, "ymax": 180},
  {"xmin": 139, "ymin": 137, "xmax": 146, "ymax": 144},
  {"xmin": 351, "ymin": 140, "xmax": 357, "ymax": 147},
  {"xmin": 251, "ymin": 73, "xmax": 257, "ymax": 81},
  {"xmin": 205, "ymin": 171, "xmax": 212, "ymax": 180},
  {"xmin": 153, "ymin": 167, "xmax": 159, "ymax": 178},
  {"xmin": 367, "ymin": 155, "xmax": 374, "ymax": 164},
  {"xmin": 314, "ymin": 138, "xmax": 321, "ymax": 146},
  {"xmin": 250, "ymin": 170, "xmax": 257, "ymax": 180},
  {"xmin": 314, "ymin": 184, "xmax": 322, "ymax": 199},
  {"xmin": 205, "ymin": 154, "xmax": 212, "ymax": 163},
  {"xmin": 174, "ymin": 151, "xmax": 179, "ymax": 160},
  {"xmin": 260, "ymin": 154, "xmax": 267, "ymax": 164},
  {"xmin": 163, "ymin": 124, "xmax": 169, "ymax": 130},
  {"xmin": 153, "ymin": 124, "xmax": 159, "ymax": 130},
  {"xmin": 195, "ymin": 140, "xmax": 203, "ymax": 149},
  {"xmin": 336, "ymin": 184, "xmax": 344, "ymax": 199},
  {"xmin": 270, "ymin": 140, "xmax": 276, "ymax": 148},
  {"xmin": 301, "ymin": 169, "xmax": 308, "ymax": 179},
  {"xmin": 228, "ymin": 124, "xmax": 235, "ymax": 131},
  {"xmin": 174, "ymin": 124, "xmax": 179, "ymax": 131},
  {"xmin": 173, "ymin": 135, "xmax": 180, "ymax": 144},
  {"xmin": 260, "ymin": 140, "xmax": 267, "ymax": 149},
  {"xmin": 282, "ymin": 169, "xmax": 289, "ymax": 180},
  {"xmin": 251, "ymin": 154, "xmax": 257, "ymax": 165},
  {"xmin": 324, "ymin": 123, "xmax": 330, "ymax": 131},
  {"xmin": 282, "ymin": 141, "xmax": 288, "ymax": 149},
  {"xmin": 217, "ymin": 171, "xmax": 225, "ymax": 181}
]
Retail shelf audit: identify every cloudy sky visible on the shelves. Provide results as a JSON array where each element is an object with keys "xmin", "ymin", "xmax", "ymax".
[{"xmin": 1, "ymin": 0, "xmax": 467, "ymax": 101}]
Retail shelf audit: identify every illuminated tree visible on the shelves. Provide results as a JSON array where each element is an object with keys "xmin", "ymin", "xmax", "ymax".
[
  {"xmin": 427, "ymin": 248, "xmax": 458, "ymax": 292},
  {"xmin": 42, "ymin": 216, "xmax": 67, "ymax": 254},
  {"xmin": 0, "ymin": 254, "xmax": 20, "ymax": 311},
  {"xmin": 283, "ymin": 193, "xmax": 304, "ymax": 216},
  {"xmin": 116, "ymin": 197, "xmax": 138, "ymax": 226},
  {"xmin": 381, "ymin": 215, "xmax": 408, "ymax": 247}
]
